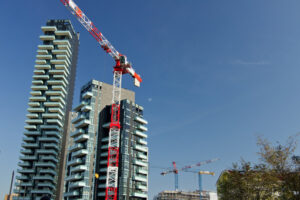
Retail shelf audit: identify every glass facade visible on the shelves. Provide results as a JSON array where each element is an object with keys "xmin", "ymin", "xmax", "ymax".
[{"xmin": 14, "ymin": 20, "xmax": 79, "ymax": 200}]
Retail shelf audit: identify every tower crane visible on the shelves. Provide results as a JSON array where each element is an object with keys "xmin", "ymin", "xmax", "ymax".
[
  {"xmin": 185, "ymin": 170, "xmax": 215, "ymax": 200},
  {"xmin": 161, "ymin": 158, "xmax": 219, "ymax": 191},
  {"xmin": 59, "ymin": 1, "xmax": 142, "ymax": 200}
]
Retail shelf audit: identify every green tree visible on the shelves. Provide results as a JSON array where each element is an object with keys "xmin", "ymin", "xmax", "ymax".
[{"xmin": 217, "ymin": 135, "xmax": 299, "ymax": 200}]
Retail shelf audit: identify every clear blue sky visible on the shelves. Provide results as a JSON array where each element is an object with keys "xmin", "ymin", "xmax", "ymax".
[{"xmin": 1, "ymin": 0, "xmax": 300, "ymax": 199}]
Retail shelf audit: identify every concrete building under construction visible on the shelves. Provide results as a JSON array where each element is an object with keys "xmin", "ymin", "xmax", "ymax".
[{"xmin": 154, "ymin": 190, "xmax": 218, "ymax": 200}]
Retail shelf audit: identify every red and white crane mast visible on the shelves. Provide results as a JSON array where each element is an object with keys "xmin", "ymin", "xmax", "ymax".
[{"xmin": 60, "ymin": 1, "xmax": 142, "ymax": 200}]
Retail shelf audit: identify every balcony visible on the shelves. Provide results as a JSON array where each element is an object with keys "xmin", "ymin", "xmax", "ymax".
[
  {"xmin": 72, "ymin": 149, "xmax": 88, "ymax": 157},
  {"xmin": 137, "ymin": 139, "xmax": 147, "ymax": 145},
  {"xmin": 134, "ymin": 145, "xmax": 148, "ymax": 153},
  {"xmin": 133, "ymin": 175, "xmax": 147, "ymax": 183},
  {"xmin": 38, "ymin": 182, "xmax": 55, "ymax": 189},
  {"xmin": 68, "ymin": 158, "xmax": 83, "ymax": 166},
  {"xmin": 47, "ymin": 79, "xmax": 65, "ymax": 85},
  {"xmin": 57, "ymin": 44, "xmax": 71, "ymax": 51},
  {"xmin": 135, "ymin": 116, "xmax": 148, "ymax": 125},
  {"xmin": 82, "ymin": 91, "xmax": 93, "ymax": 99},
  {"xmin": 70, "ymin": 129, "xmax": 84, "ymax": 137},
  {"xmin": 25, "ymin": 119, "xmax": 43, "ymax": 124},
  {"xmin": 101, "ymin": 144, "xmax": 108, "ymax": 150},
  {"xmin": 73, "ymin": 134, "xmax": 89, "ymax": 142},
  {"xmin": 27, "ymin": 107, "xmax": 44, "ymax": 113},
  {"xmin": 19, "ymin": 155, "xmax": 37, "ymax": 161},
  {"xmin": 24, "ymin": 131, "xmax": 40, "ymax": 136},
  {"xmin": 55, "ymin": 64, "xmax": 69, "ymax": 73},
  {"xmin": 52, "ymin": 50, "xmax": 70, "ymax": 57},
  {"xmin": 22, "ymin": 136, "xmax": 35, "ymax": 142},
  {"xmin": 17, "ymin": 169, "xmax": 35, "ymax": 174},
  {"xmin": 20, "ymin": 149, "xmax": 33, "ymax": 154},
  {"xmin": 30, "ymin": 91, "xmax": 42, "ymax": 96},
  {"xmin": 72, "ymin": 115, "xmax": 85, "ymax": 124},
  {"xmin": 33, "ymin": 69, "xmax": 45, "ymax": 75},
  {"xmin": 137, "ymin": 168, "xmax": 148, "ymax": 175},
  {"xmin": 131, "ymin": 191, "xmax": 147, "ymax": 198},
  {"xmin": 45, "ymin": 131, "xmax": 61, "ymax": 138},
  {"xmin": 40, "ymin": 35, "xmax": 55, "ymax": 41},
  {"xmin": 15, "ymin": 182, "xmax": 33, "ymax": 187},
  {"xmin": 39, "ymin": 137, "xmax": 60, "ymax": 143},
  {"xmin": 65, "ymin": 174, "xmax": 83, "ymax": 182},
  {"xmin": 33, "ymin": 75, "xmax": 49, "ymax": 80},
  {"xmin": 49, "ymin": 69, "xmax": 67, "ymax": 77},
  {"xmin": 100, "ymin": 152, "xmax": 108, "ymax": 157},
  {"xmin": 42, "ymin": 113, "xmax": 62, "ymax": 120},
  {"xmin": 50, "ymin": 59, "xmax": 68, "ymax": 66},
  {"xmin": 137, "ymin": 125, "xmax": 148, "ymax": 132},
  {"xmin": 102, "ymin": 122, "xmax": 110, "ymax": 128},
  {"xmin": 41, "ymin": 155, "xmax": 58, "ymax": 163},
  {"xmin": 41, "ymin": 26, "xmax": 57, "ymax": 32},
  {"xmin": 101, "ymin": 137, "xmax": 109, "ymax": 142},
  {"xmin": 64, "ymin": 191, "xmax": 79, "ymax": 197},
  {"xmin": 47, "ymin": 119, "xmax": 63, "ymax": 127},
  {"xmin": 31, "ymin": 85, "xmax": 48, "ymax": 91},
  {"xmin": 18, "ymin": 162, "xmax": 30, "ymax": 167},
  {"xmin": 37, "ymin": 50, "xmax": 48, "ymax": 55},
  {"xmin": 37, "ymin": 149, "xmax": 58, "ymax": 156},
  {"xmin": 53, "ymin": 75, "xmax": 68, "ymax": 83},
  {"xmin": 29, "ymin": 96, "xmax": 46, "ymax": 102},
  {"xmin": 136, "ymin": 184, "xmax": 148, "ymax": 191},
  {"xmin": 40, "ymin": 125, "xmax": 60, "ymax": 131},
  {"xmin": 36, "ymin": 55, "xmax": 52, "ymax": 60},
  {"xmin": 99, "ymin": 168, "xmax": 107, "ymax": 173},
  {"xmin": 70, "ymin": 165, "xmax": 87, "ymax": 173},
  {"xmin": 52, "ymin": 86, "xmax": 67, "ymax": 94},
  {"xmin": 69, "ymin": 143, "xmax": 84, "ymax": 152},
  {"xmin": 137, "ymin": 153, "xmax": 148, "ymax": 160},
  {"xmin": 73, "ymin": 101, "xmax": 87, "ymax": 111},
  {"xmin": 134, "ymin": 130, "xmax": 147, "ymax": 138},
  {"xmin": 43, "ymin": 143, "xmax": 59, "ymax": 150},
  {"xmin": 24, "ymin": 125, "xmax": 36, "ymax": 130},
  {"xmin": 35, "ymin": 64, "xmax": 51, "ymax": 70},
  {"xmin": 35, "ymin": 162, "xmax": 56, "ymax": 168},
  {"xmin": 53, "ymin": 39, "xmax": 71, "ymax": 47},
  {"xmin": 40, "ymin": 169, "xmax": 56, "ymax": 176},
  {"xmin": 45, "ymin": 91, "xmax": 65, "ymax": 98},
  {"xmin": 31, "ymin": 189, "xmax": 52, "ymax": 195},
  {"xmin": 50, "ymin": 96, "xmax": 65, "ymax": 104},
  {"xmin": 32, "ymin": 80, "xmax": 44, "ymax": 85},
  {"xmin": 133, "ymin": 159, "xmax": 148, "ymax": 167},
  {"xmin": 26, "ymin": 114, "xmax": 38, "ymax": 119},
  {"xmin": 44, "ymin": 102, "xmax": 63, "ymax": 109},
  {"xmin": 55, "ymin": 30, "xmax": 72, "ymax": 38},
  {"xmin": 75, "ymin": 119, "xmax": 91, "ymax": 128},
  {"xmin": 28, "ymin": 102, "xmax": 40, "ymax": 107},
  {"xmin": 81, "ymin": 105, "xmax": 92, "ymax": 112},
  {"xmin": 99, "ymin": 160, "xmax": 107, "ymax": 165},
  {"xmin": 16, "ymin": 175, "xmax": 28, "ymax": 180},
  {"xmin": 69, "ymin": 181, "xmax": 86, "ymax": 188},
  {"xmin": 56, "ymin": 55, "xmax": 71, "ymax": 64},
  {"xmin": 36, "ymin": 60, "xmax": 47, "ymax": 65},
  {"xmin": 48, "ymin": 107, "xmax": 64, "ymax": 115},
  {"xmin": 38, "ymin": 45, "xmax": 54, "ymax": 50}
]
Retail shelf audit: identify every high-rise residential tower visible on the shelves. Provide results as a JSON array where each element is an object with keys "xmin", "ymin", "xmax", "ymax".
[
  {"xmin": 64, "ymin": 80, "xmax": 148, "ymax": 200},
  {"xmin": 14, "ymin": 19, "xmax": 79, "ymax": 200},
  {"xmin": 96, "ymin": 99, "xmax": 149, "ymax": 200}
]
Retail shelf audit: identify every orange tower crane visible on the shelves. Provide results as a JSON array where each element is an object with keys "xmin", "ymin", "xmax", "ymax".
[{"xmin": 60, "ymin": 1, "xmax": 142, "ymax": 200}]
